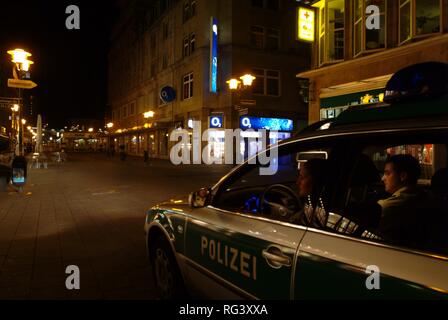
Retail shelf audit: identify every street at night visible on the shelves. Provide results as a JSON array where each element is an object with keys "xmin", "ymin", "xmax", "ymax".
[
  {"xmin": 0, "ymin": 153, "xmax": 229, "ymax": 299},
  {"xmin": 0, "ymin": 0, "xmax": 447, "ymax": 311}
]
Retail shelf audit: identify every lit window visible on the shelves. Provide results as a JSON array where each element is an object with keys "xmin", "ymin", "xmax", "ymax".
[
  {"xmin": 353, "ymin": 0, "xmax": 386, "ymax": 57},
  {"xmin": 399, "ymin": 0, "xmax": 441, "ymax": 45},
  {"xmin": 314, "ymin": 0, "xmax": 345, "ymax": 66}
]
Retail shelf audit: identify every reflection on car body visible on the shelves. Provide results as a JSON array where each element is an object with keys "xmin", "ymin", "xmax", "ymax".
[{"xmin": 144, "ymin": 62, "xmax": 448, "ymax": 299}]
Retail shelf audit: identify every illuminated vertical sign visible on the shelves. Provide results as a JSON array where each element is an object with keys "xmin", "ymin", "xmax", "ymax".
[
  {"xmin": 297, "ymin": 7, "xmax": 315, "ymax": 42},
  {"xmin": 210, "ymin": 17, "xmax": 218, "ymax": 93}
]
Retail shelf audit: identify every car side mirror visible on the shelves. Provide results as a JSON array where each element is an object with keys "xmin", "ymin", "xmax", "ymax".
[{"xmin": 189, "ymin": 187, "xmax": 211, "ymax": 208}]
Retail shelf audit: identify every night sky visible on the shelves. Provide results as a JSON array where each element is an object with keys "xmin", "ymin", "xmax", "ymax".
[{"xmin": 0, "ymin": 0, "xmax": 118, "ymax": 128}]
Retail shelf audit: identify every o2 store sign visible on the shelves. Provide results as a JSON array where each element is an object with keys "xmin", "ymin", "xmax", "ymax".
[
  {"xmin": 209, "ymin": 115, "xmax": 223, "ymax": 128},
  {"xmin": 240, "ymin": 117, "xmax": 293, "ymax": 131}
]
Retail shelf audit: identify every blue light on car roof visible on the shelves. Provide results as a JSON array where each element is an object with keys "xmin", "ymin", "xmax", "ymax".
[{"xmin": 384, "ymin": 61, "xmax": 448, "ymax": 104}]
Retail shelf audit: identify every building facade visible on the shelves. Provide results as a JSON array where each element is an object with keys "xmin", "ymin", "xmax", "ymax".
[
  {"xmin": 297, "ymin": 0, "xmax": 448, "ymax": 124},
  {"xmin": 107, "ymin": 0, "xmax": 310, "ymax": 161}
]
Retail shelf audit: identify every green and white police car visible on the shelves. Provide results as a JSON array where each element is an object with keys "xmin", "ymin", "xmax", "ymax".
[{"xmin": 144, "ymin": 62, "xmax": 448, "ymax": 299}]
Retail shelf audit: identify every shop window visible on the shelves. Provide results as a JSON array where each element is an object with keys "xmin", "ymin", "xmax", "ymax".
[
  {"xmin": 182, "ymin": 72, "xmax": 194, "ymax": 100},
  {"xmin": 399, "ymin": 0, "xmax": 441, "ymax": 45},
  {"xmin": 353, "ymin": 0, "xmax": 386, "ymax": 57},
  {"xmin": 314, "ymin": 0, "xmax": 345, "ymax": 66}
]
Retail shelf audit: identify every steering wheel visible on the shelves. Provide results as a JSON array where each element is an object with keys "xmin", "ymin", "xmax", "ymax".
[{"xmin": 259, "ymin": 184, "xmax": 302, "ymax": 220}]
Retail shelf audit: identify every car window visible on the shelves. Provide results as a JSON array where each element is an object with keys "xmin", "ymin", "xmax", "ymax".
[
  {"xmin": 212, "ymin": 142, "xmax": 335, "ymax": 225},
  {"xmin": 338, "ymin": 136, "xmax": 448, "ymax": 256}
]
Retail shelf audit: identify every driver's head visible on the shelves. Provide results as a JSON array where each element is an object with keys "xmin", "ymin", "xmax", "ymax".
[{"xmin": 297, "ymin": 158, "xmax": 328, "ymax": 198}]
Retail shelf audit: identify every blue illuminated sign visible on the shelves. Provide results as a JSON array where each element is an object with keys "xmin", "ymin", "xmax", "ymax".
[
  {"xmin": 209, "ymin": 115, "xmax": 223, "ymax": 128},
  {"xmin": 210, "ymin": 17, "xmax": 218, "ymax": 93},
  {"xmin": 240, "ymin": 117, "xmax": 294, "ymax": 131}
]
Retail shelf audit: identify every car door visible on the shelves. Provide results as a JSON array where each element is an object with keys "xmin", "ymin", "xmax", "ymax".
[
  {"xmin": 293, "ymin": 130, "xmax": 448, "ymax": 299},
  {"xmin": 183, "ymin": 205, "xmax": 306, "ymax": 299},
  {"xmin": 182, "ymin": 149, "xmax": 306, "ymax": 299}
]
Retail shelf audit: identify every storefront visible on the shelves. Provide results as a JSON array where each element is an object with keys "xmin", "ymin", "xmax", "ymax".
[
  {"xmin": 320, "ymin": 88, "xmax": 386, "ymax": 120},
  {"xmin": 238, "ymin": 116, "xmax": 294, "ymax": 159}
]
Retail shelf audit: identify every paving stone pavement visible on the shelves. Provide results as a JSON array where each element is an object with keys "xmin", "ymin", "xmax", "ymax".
[{"xmin": 0, "ymin": 153, "xmax": 231, "ymax": 299}]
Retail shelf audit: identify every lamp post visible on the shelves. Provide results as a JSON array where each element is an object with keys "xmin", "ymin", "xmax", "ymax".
[
  {"xmin": 7, "ymin": 49, "xmax": 34, "ymax": 156},
  {"xmin": 226, "ymin": 74, "xmax": 256, "ymax": 164}
]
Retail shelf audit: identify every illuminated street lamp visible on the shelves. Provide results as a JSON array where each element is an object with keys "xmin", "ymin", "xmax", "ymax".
[
  {"xmin": 144, "ymin": 111, "xmax": 155, "ymax": 119},
  {"xmin": 8, "ymin": 48, "xmax": 34, "ymax": 156},
  {"xmin": 88, "ymin": 128, "xmax": 94, "ymax": 133},
  {"xmin": 106, "ymin": 122, "xmax": 114, "ymax": 129},
  {"xmin": 11, "ymin": 104, "xmax": 19, "ymax": 112},
  {"xmin": 226, "ymin": 78, "xmax": 240, "ymax": 90},
  {"xmin": 240, "ymin": 74, "xmax": 256, "ymax": 87},
  {"xmin": 7, "ymin": 49, "xmax": 32, "ymax": 69},
  {"xmin": 227, "ymin": 73, "xmax": 256, "ymax": 91}
]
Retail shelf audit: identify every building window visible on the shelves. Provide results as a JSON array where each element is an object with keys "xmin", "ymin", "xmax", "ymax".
[
  {"xmin": 353, "ymin": 0, "xmax": 386, "ymax": 57},
  {"xmin": 183, "ymin": 2, "xmax": 190, "ymax": 22},
  {"xmin": 191, "ymin": 0, "xmax": 196, "ymax": 17},
  {"xmin": 399, "ymin": 0, "xmax": 441, "ymax": 45},
  {"xmin": 415, "ymin": 0, "xmax": 441, "ymax": 36},
  {"xmin": 130, "ymin": 103, "xmax": 135, "ymax": 115},
  {"xmin": 190, "ymin": 33, "xmax": 196, "ymax": 53},
  {"xmin": 250, "ymin": 26, "xmax": 265, "ymax": 49},
  {"xmin": 266, "ymin": 28, "xmax": 280, "ymax": 50},
  {"xmin": 399, "ymin": 0, "xmax": 412, "ymax": 44},
  {"xmin": 123, "ymin": 106, "xmax": 128, "ymax": 118},
  {"xmin": 251, "ymin": 0, "xmax": 278, "ymax": 10},
  {"xmin": 183, "ymin": 0, "xmax": 196, "ymax": 22},
  {"xmin": 183, "ymin": 36, "xmax": 189, "ymax": 57},
  {"xmin": 252, "ymin": 68, "xmax": 280, "ymax": 96},
  {"xmin": 314, "ymin": 0, "xmax": 345, "ymax": 66},
  {"xmin": 183, "ymin": 33, "xmax": 195, "ymax": 57},
  {"xmin": 182, "ymin": 73, "xmax": 194, "ymax": 100}
]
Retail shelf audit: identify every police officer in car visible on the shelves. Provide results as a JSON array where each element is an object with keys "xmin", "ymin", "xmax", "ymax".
[{"xmin": 377, "ymin": 154, "xmax": 428, "ymax": 248}]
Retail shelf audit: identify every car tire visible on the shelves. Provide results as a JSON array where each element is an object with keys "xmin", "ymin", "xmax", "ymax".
[{"xmin": 150, "ymin": 236, "xmax": 188, "ymax": 300}]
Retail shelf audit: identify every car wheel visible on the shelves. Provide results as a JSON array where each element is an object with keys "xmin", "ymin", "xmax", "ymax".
[{"xmin": 150, "ymin": 236, "xmax": 187, "ymax": 299}]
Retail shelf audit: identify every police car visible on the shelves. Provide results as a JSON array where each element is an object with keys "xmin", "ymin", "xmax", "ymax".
[{"xmin": 144, "ymin": 62, "xmax": 448, "ymax": 299}]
